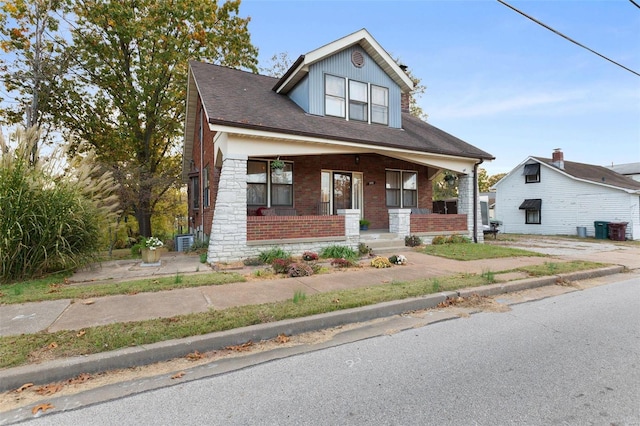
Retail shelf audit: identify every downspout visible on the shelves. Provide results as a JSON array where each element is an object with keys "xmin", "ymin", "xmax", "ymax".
[
  {"xmin": 199, "ymin": 107, "xmax": 204, "ymax": 242},
  {"xmin": 473, "ymin": 159, "xmax": 484, "ymax": 243}
]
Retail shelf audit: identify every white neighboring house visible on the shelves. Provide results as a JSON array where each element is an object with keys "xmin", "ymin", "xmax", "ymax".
[
  {"xmin": 608, "ymin": 162, "xmax": 640, "ymax": 183},
  {"xmin": 493, "ymin": 149, "xmax": 640, "ymax": 240}
]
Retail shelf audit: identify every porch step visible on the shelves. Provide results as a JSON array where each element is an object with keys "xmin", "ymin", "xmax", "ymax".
[{"xmin": 359, "ymin": 231, "xmax": 406, "ymax": 254}]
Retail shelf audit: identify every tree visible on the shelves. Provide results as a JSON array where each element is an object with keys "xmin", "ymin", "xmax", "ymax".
[
  {"xmin": 57, "ymin": 0, "xmax": 258, "ymax": 237},
  {"xmin": 259, "ymin": 52, "xmax": 294, "ymax": 78},
  {"xmin": 0, "ymin": 0, "xmax": 71, "ymax": 164}
]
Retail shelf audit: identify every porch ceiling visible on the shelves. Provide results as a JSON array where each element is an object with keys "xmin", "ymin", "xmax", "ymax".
[{"xmin": 215, "ymin": 129, "xmax": 479, "ymax": 174}]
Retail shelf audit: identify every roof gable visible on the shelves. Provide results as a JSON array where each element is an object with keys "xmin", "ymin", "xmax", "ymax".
[{"xmin": 273, "ymin": 29, "xmax": 414, "ymax": 95}]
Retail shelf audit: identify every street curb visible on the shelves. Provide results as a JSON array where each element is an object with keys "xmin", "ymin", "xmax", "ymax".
[{"xmin": 0, "ymin": 266, "xmax": 625, "ymax": 392}]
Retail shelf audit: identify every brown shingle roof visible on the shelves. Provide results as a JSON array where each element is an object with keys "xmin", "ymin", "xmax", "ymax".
[
  {"xmin": 533, "ymin": 157, "xmax": 640, "ymax": 191},
  {"xmin": 190, "ymin": 61, "xmax": 494, "ymax": 161}
]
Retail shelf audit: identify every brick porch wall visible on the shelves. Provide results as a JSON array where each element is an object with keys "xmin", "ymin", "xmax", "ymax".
[
  {"xmin": 410, "ymin": 214, "xmax": 468, "ymax": 233},
  {"xmin": 247, "ymin": 215, "xmax": 345, "ymax": 241}
]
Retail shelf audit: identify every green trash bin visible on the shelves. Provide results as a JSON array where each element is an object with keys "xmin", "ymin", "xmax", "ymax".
[{"xmin": 594, "ymin": 221, "xmax": 609, "ymax": 239}]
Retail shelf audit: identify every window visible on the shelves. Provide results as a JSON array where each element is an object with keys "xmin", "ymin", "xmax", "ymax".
[
  {"xmin": 519, "ymin": 199, "xmax": 541, "ymax": 224},
  {"xmin": 524, "ymin": 163, "xmax": 540, "ymax": 183},
  {"xmin": 191, "ymin": 175, "xmax": 199, "ymax": 209},
  {"xmin": 247, "ymin": 161, "xmax": 267, "ymax": 205},
  {"xmin": 247, "ymin": 160, "xmax": 293, "ymax": 206},
  {"xmin": 271, "ymin": 162, "xmax": 293, "ymax": 206},
  {"xmin": 349, "ymin": 80, "xmax": 368, "ymax": 122},
  {"xmin": 386, "ymin": 170, "xmax": 417, "ymax": 207},
  {"xmin": 325, "ymin": 74, "xmax": 345, "ymax": 118},
  {"xmin": 202, "ymin": 166, "xmax": 210, "ymax": 207},
  {"xmin": 371, "ymin": 85, "xmax": 388, "ymax": 125}
]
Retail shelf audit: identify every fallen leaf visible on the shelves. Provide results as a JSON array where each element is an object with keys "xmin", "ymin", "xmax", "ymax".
[
  {"xmin": 186, "ymin": 351, "xmax": 203, "ymax": 361},
  {"xmin": 276, "ymin": 334, "xmax": 290, "ymax": 343},
  {"xmin": 16, "ymin": 383, "xmax": 34, "ymax": 393},
  {"xmin": 332, "ymin": 298, "xmax": 340, "ymax": 304},
  {"xmin": 67, "ymin": 373, "xmax": 92, "ymax": 385},
  {"xmin": 171, "ymin": 372, "xmax": 186, "ymax": 379},
  {"xmin": 48, "ymin": 342, "xmax": 58, "ymax": 349},
  {"xmin": 76, "ymin": 330, "xmax": 86, "ymax": 337},
  {"xmin": 35, "ymin": 384, "xmax": 63, "ymax": 396},
  {"xmin": 81, "ymin": 300, "xmax": 95, "ymax": 305},
  {"xmin": 225, "ymin": 341, "xmax": 254, "ymax": 352},
  {"xmin": 32, "ymin": 403, "xmax": 54, "ymax": 415}
]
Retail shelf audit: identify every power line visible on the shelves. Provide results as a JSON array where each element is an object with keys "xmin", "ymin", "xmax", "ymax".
[
  {"xmin": 629, "ymin": 0, "xmax": 640, "ymax": 10},
  {"xmin": 497, "ymin": 0, "xmax": 640, "ymax": 77}
]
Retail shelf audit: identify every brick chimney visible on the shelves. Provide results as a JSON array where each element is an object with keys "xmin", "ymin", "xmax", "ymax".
[
  {"xmin": 401, "ymin": 92, "xmax": 410, "ymax": 113},
  {"xmin": 552, "ymin": 148, "xmax": 564, "ymax": 169}
]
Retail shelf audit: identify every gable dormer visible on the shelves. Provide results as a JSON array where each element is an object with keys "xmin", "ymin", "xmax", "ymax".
[{"xmin": 273, "ymin": 29, "xmax": 413, "ymax": 129}]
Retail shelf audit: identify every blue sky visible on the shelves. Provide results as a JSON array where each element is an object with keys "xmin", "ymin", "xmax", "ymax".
[{"xmin": 241, "ymin": 0, "xmax": 640, "ymax": 176}]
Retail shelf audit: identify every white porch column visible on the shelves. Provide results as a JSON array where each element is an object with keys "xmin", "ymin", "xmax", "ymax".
[
  {"xmin": 208, "ymin": 154, "xmax": 248, "ymax": 263},
  {"xmin": 457, "ymin": 173, "xmax": 484, "ymax": 243},
  {"xmin": 388, "ymin": 208, "xmax": 411, "ymax": 237},
  {"xmin": 338, "ymin": 209, "xmax": 360, "ymax": 248}
]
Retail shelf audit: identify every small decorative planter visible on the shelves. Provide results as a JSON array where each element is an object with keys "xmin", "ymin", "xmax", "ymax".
[
  {"xmin": 359, "ymin": 219, "xmax": 370, "ymax": 231},
  {"xmin": 141, "ymin": 248, "xmax": 161, "ymax": 264}
]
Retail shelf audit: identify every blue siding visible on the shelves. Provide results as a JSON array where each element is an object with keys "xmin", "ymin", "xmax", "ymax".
[
  {"xmin": 288, "ymin": 75, "xmax": 309, "ymax": 112},
  {"xmin": 304, "ymin": 46, "xmax": 402, "ymax": 128}
]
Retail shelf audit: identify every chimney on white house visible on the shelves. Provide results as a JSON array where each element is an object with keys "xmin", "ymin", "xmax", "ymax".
[{"xmin": 552, "ymin": 148, "xmax": 564, "ymax": 169}]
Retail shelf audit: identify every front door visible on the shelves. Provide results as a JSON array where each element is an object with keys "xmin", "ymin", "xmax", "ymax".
[
  {"xmin": 321, "ymin": 171, "xmax": 363, "ymax": 217},
  {"xmin": 333, "ymin": 172, "xmax": 352, "ymax": 214}
]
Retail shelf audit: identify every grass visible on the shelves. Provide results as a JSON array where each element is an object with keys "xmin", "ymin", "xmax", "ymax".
[
  {"xmin": 420, "ymin": 243, "xmax": 546, "ymax": 260},
  {"xmin": 0, "ymin": 272, "xmax": 245, "ymax": 305},
  {"xmin": 0, "ymin": 257, "xmax": 609, "ymax": 370}
]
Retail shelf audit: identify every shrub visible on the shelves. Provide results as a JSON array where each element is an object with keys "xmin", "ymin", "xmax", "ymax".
[
  {"xmin": 199, "ymin": 253, "xmax": 207, "ymax": 263},
  {"xmin": 287, "ymin": 262, "xmax": 314, "ymax": 277},
  {"xmin": 0, "ymin": 128, "xmax": 119, "ymax": 282},
  {"xmin": 370, "ymin": 256, "xmax": 392, "ymax": 268},
  {"xmin": 358, "ymin": 243, "xmax": 371, "ymax": 255},
  {"xmin": 130, "ymin": 242, "xmax": 144, "ymax": 257},
  {"xmin": 302, "ymin": 251, "xmax": 318, "ymax": 261},
  {"xmin": 405, "ymin": 235, "xmax": 422, "ymax": 247},
  {"xmin": 271, "ymin": 258, "xmax": 292, "ymax": 274},
  {"xmin": 330, "ymin": 258, "xmax": 354, "ymax": 268},
  {"xmin": 389, "ymin": 254, "xmax": 407, "ymax": 265},
  {"xmin": 447, "ymin": 234, "xmax": 471, "ymax": 244},
  {"xmin": 258, "ymin": 247, "xmax": 291, "ymax": 264},
  {"xmin": 243, "ymin": 257, "xmax": 264, "ymax": 266},
  {"xmin": 320, "ymin": 245, "xmax": 358, "ymax": 261},
  {"xmin": 431, "ymin": 235, "xmax": 448, "ymax": 245}
]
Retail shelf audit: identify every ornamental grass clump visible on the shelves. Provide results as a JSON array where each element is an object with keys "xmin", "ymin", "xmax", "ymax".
[
  {"xmin": 287, "ymin": 262, "xmax": 314, "ymax": 277},
  {"xmin": 0, "ymin": 128, "xmax": 120, "ymax": 283}
]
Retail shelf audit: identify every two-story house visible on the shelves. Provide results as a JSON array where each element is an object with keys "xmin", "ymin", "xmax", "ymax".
[{"xmin": 182, "ymin": 29, "xmax": 494, "ymax": 263}]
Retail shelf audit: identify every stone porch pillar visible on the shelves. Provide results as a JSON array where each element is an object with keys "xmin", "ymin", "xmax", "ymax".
[
  {"xmin": 457, "ymin": 172, "xmax": 484, "ymax": 243},
  {"xmin": 388, "ymin": 209, "xmax": 411, "ymax": 237},
  {"xmin": 207, "ymin": 154, "xmax": 248, "ymax": 263}
]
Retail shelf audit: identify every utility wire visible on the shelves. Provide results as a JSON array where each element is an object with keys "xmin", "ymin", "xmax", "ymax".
[
  {"xmin": 497, "ymin": 0, "xmax": 640, "ymax": 77},
  {"xmin": 629, "ymin": 0, "xmax": 640, "ymax": 10}
]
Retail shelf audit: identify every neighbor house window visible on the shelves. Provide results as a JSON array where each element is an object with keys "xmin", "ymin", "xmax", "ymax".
[
  {"xmin": 520, "ymin": 199, "xmax": 541, "ymax": 224},
  {"xmin": 371, "ymin": 85, "xmax": 389, "ymax": 125},
  {"xmin": 202, "ymin": 165, "xmax": 210, "ymax": 207},
  {"xmin": 349, "ymin": 80, "xmax": 368, "ymax": 122},
  {"xmin": 524, "ymin": 163, "xmax": 540, "ymax": 183},
  {"xmin": 386, "ymin": 170, "xmax": 417, "ymax": 208},
  {"xmin": 325, "ymin": 74, "xmax": 345, "ymax": 118}
]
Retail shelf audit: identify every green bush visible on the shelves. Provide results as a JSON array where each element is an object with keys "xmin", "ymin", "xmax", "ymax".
[
  {"xmin": 258, "ymin": 247, "xmax": 291, "ymax": 264},
  {"xmin": 405, "ymin": 235, "xmax": 422, "ymax": 247},
  {"xmin": 320, "ymin": 245, "xmax": 358, "ymax": 261},
  {"xmin": 0, "ymin": 128, "xmax": 119, "ymax": 282}
]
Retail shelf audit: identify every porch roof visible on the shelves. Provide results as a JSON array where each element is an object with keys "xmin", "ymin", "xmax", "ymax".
[{"xmin": 187, "ymin": 61, "xmax": 494, "ymax": 163}]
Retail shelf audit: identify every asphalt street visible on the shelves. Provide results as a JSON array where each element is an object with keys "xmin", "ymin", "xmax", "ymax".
[{"xmin": 13, "ymin": 275, "xmax": 640, "ymax": 426}]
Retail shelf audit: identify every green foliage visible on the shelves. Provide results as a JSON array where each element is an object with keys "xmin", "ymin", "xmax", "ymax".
[
  {"xmin": 320, "ymin": 245, "xmax": 358, "ymax": 261},
  {"xmin": 258, "ymin": 247, "xmax": 291, "ymax": 264},
  {"xmin": 271, "ymin": 258, "xmax": 292, "ymax": 274},
  {"xmin": 292, "ymin": 289, "xmax": 306, "ymax": 304},
  {"xmin": 431, "ymin": 235, "xmax": 448, "ymax": 245},
  {"xmin": 405, "ymin": 235, "xmax": 422, "ymax": 247},
  {"xmin": 358, "ymin": 243, "xmax": 371, "ymax": 255},
  {"xmin": 431, "ymin": 234, "xmax": 471, "ymax": 245},
  {"xmin": 481, "ymin": 269, "xmax": 495, "ymax": 283},
  {"xmin": 0, "ymin": 128, "xmax": 119, "ymax": 282},
  {"xmin": 130, "ymin": 242, "xmax": 144, "ymax": 257},
  {"xmin": 174, "ymin": 272, "xmax": 183, "ymax": 284},
  {"xmin": 199, "ymin": 253, "xmax": 207, "ymax": 264}
]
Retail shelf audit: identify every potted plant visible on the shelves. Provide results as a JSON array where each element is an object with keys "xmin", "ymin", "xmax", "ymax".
[
  {"xmin": 141, "ymin": 236, "xmax": 164, "ymax": 264},
  {"xmin": 359, "ymin": 219, "xmax": 370, "ymax": 231},
  {"xmin": 271, "ymin": 158, "xmax": 285, "ymax": 175}
]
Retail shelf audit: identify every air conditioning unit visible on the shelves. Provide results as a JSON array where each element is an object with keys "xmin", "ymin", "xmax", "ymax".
[{"xmin": 175, "ymin": 234, "xmax": 195, "ymax": 252}]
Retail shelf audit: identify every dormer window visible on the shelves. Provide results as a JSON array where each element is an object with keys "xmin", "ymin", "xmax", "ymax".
[
  {"xmin": 325, "ymin": 73, "xmax": 389, "ymax": 125},
  {"xmin": 349, "ymin": 80, "xmax": 368, "ymax": 121},
  {"xmin": 325, "ymin": 74, "xmax": 346, "ymax": 117},
  {"xmin": 371, "ymin": 85, "xmax": 388, "ymax": 125}
]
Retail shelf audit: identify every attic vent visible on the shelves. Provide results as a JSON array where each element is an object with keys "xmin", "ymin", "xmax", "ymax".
[{"xmin": 351, "ymin": 51, "xmax": 365, "ymax": 68}]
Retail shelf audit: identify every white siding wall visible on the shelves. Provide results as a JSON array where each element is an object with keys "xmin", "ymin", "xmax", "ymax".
[{"xmin": 495, "ymin": 165, "xmax": 639, "ymax": 240}]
